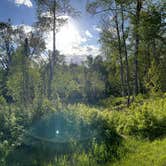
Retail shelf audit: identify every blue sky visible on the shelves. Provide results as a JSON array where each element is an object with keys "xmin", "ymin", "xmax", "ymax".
[
  {"xmin": 0, "ymin": 0, "xmax": 102, "ymax": 62},
  {"xmin": 0, "ymin": 0, "xmax": 36, "ymax": 25}
]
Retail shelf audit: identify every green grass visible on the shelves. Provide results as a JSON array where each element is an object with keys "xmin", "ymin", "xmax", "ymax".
[{"xmin": 111, "ymin": 137, "xmax": 166, "ymax": 166}]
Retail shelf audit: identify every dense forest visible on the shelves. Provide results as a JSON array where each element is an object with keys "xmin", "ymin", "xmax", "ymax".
[{"xmin": 0, "ymin": 0, "xmax": 166, "ymax": 165}]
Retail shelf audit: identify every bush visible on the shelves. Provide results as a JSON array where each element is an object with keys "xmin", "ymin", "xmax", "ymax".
[
  {"xmin": 110, "ymin": 98, "xmax": 166, "ymax": 139},
  {"xmin": 3, "ymin": 104, "xmax": 122, "ymax": 165}
]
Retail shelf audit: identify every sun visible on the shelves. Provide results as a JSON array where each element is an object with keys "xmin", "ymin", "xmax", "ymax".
[
  {"xmin": 46, "ymin": 17, "xmax": 86, "ymax": 56},
  {"xmin": 56, "ymin": 17, "xmax": 85, "ymax": 55}
]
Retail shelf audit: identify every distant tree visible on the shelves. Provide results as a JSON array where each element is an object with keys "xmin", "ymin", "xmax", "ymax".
[{"xmin": 7, "ymin": 43, "xmax": 40, "ymax": 106}]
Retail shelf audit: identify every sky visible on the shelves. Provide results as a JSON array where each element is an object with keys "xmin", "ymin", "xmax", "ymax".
[{"xmin": 0, "ymin": 0, "xmax": 102, "ymax": 63}]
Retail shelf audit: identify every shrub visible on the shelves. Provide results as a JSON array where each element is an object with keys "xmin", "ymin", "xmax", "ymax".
[{"xmin": 110, "ymin": 98, "xmax": 166, "ymax": 139}]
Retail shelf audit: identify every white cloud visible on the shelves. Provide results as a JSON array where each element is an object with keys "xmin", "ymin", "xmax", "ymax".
[
  {"xmin": 85, "ymin": 30, "xmax": 93, "ymax": 38},
  {"xmin": 12, "ymin": 24, "xmax": 33, "ymax": 40},
  {"xmin": 93, "ymin": 25, "xmax": 102, "ymax": 33},
  {"xmin": 65, "ymin": 45, "xmax": 100, "ymax": 64},
  {"xmin": 19, "ymin": 24, "xmax": 33, "ymax": 33},
  {"xmin": 14, "ymin": 0, "xmax": 33, "ymax": 7}
]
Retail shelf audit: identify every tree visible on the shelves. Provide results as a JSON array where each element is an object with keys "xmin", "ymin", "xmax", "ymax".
[
  {"xmin": 87, "ymin": 0, "xmax": 131, "ymax": 105},
  {"xmin": 35, "ymin": 0, "xmax": 77, "ymax": 99},
  {"xmin": 0, "ymin": 19, "xmax": 14, "ymax": 72},
  {"xmin": 120, "ymin": 3, "xmax": 131, "ymax": 106},
  {"xmin": 87, "ymin": 0, "xmax": 124, "ymax": 96},
  {"xmin": 144, "ymin": 60, "xmax": 160, "ymax": 93},
  {"xmin": 134, "ymin": 1, "xmax": 166, "ymax": 93},
  {"xmin": 133, "ymin": 0, "xmax": 143, "ymax": 95},
  {"xmin": 7, "ymin": 42, "xmax": 41, "ymax": 106}
]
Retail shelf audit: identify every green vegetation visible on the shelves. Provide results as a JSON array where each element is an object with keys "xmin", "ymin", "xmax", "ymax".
[
  {"xmin": 0, "ymin": 0, "xmax": 166, "ymax": 165},
  {"xmin": 112, "ymin": 138, "xmax": 166, "ymax": 166},
  {"xmin": 0, "ymin": 93, "xmax": 166, "ymax": 165}
]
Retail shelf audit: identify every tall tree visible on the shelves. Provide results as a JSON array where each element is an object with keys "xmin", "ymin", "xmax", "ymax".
[
  {"xmin": 87, "ymin": 0, "xmax": 131, "ymax": 104},
  {"xmin": 35, "ymin": 0, "xmax": 77, "ymax": 99},
  {"xmin": 114, "ymin": 5, "xmax": 125, "ymax": 97},
  {"xmin": 87, "ymin": 0, "xmax": 126, "ymax": 97},
  {"xmin": 120, "ymin": 3, "xmax": 131, "ymax": 105},
  {"xmin": 133, "ymin": 0, "xmax": 143, "ymax": 95}
]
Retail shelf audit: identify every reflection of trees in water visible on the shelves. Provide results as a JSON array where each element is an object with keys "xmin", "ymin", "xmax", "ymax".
[
  {"xmin": 6, "ymin": 111, "xmax": 121, "ymax": 166},
  {"xmin": 6, "ymin": 143, "xmax": 74, "ymax": 166},
  {"xmin": 27, "ymin": 111, "xmax": 98, "ymax": 143},
  {"xmin": 6, "ymin": 111, "xmax": 96, "ymax": 165}
]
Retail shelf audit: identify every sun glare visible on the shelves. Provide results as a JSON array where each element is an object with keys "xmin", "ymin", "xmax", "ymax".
[
  {"xmin": 56, "ymin": 18, "xmax": 85, "ymax": 55},
  {"xmin": 46, "ymin": 17, "xmax": 86, "ymax": 56}
]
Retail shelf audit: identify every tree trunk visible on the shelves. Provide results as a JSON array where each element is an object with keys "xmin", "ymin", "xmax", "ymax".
[
  {"xmin": 5, "ymin": 40, "xmax": 11, "ymax": 70},
  {"xmin": 22, "ymin": 38, "xmax": 30, "ymax": 105},
  {"xmin": 5, "ymin": 22, "xmax": 12, "ymax": 72},
  {"xmin": 121, "ymin": 5, "xmax": 130, "ymax": 106},
  {"xmin": 48, "ymin": 0, "xmax": 56, "ymax": 99},
  {"xmin": 134, "ymin": 0, "xmax": 142, "ymax": 95},
  {"xmin": 147, "ymin": 43, "xmax": 151, "ymax": 70},
  {"xmin": 152, "ymin": 39, "xmax": 159, "ymax": 63},
  {"xmin": 114, "ymin": 9, "xmax": 125, "ymax": 97}
]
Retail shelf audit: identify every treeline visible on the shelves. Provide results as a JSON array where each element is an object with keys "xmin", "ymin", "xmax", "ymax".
[
  {"xmin": 0, "ymin": 0, "xmax": 166, "ymax": 107},
  {"xmin": 0, "ymin": 24, "xmax": 106, "ymax": 106}
]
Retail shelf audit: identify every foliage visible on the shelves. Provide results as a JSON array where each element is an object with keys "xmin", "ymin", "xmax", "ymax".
[
  {"xmin": 0, "ymin": 0, "xmax": 165, "ymax": 165},
  {"xmin": 112, "ymin": 138, "xmax": 166, "ymax": 166},
  {"xmin": 144, "ymin": 60, "xmax": 161, "ymax": 93},
  {"xmin": 108, "ymin": 97, "xmax": 166, "ymax": 139},
  {"xmin": 0, "ymin": 103, "xmax": 122, "ymax": 165}
]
